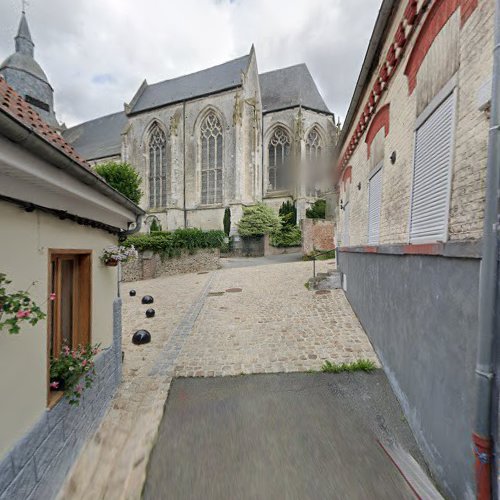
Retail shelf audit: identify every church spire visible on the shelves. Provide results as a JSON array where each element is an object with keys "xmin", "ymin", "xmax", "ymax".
[{"xmin": 15, "ymin": 11, "xmax": 34, "ymax": 57}]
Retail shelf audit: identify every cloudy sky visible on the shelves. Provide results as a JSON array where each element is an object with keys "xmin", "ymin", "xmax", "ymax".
[{"xmin": 0, "ymin": 0, "xmax": 380, "ymax": 127}]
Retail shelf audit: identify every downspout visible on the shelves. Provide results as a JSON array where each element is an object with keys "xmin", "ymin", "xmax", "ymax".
[
  {"xmin": 473, "ymin": 2, "xmax": 500, "ymax": 498},
  {"xmin": 183, "ymin": 101, "xmax": 187, "ymax": 228}
]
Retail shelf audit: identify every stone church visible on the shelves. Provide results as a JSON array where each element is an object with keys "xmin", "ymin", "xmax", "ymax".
[{"xmin": 1, "ymin": 11, "xmax": 339, "ymax": 232}]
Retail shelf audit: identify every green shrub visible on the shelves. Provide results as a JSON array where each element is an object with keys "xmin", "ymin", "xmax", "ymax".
[
  {"xmin": 95, "ymin": 162, "xmax": 142, "ymax": 204},
  {"xmin": 123, "ymin": 228, "xmax": 225, "ymax": 259},
  {"xmin": 279, "ymin": 201, "xmax": 297, "ymax": 227},
  {"xmin": 321, "ymin": 359, "xmax": 376, "ymax": 373},
  {"xmin": 237, "ymin": 204, "xmax": 281, "ymax": 237},
  {"xmin": 306, "ymin": 199, "xmax": 326, "ymax": 219},
  {"xmin": 223, "ymin": 207, "xmax": 231, "ymax": 236},
  {"xmin": 271, "ymin": 225, "xmax": 302, "ymax": 247}
]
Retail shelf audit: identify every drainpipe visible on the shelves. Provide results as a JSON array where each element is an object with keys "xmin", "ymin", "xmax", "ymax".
[
  {"xmin": 473, "ymin": 2, "xmax": 500, "ymax": 498},
  {"xmin": 183, "ymin": 101, "xmax": 187, "ymax": 228}
]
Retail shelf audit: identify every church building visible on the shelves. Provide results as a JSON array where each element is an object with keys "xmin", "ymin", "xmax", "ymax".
[{"xmin": 1, "ymin": 11, "xmax": 339, "ymax": 233}]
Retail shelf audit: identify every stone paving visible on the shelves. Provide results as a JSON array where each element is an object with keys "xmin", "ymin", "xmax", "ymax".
[{"xmin": 58, "ymin": 257, "xmax": 378, "ymax": 500}]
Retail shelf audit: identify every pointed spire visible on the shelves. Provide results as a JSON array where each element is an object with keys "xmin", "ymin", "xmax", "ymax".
[{"xmin": 15, "ymin": 11, "xmax": 34, "ymax": 57}]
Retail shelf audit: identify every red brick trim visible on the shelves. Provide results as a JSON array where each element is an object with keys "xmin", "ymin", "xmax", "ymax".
[
  {"xmin": 460, "ymin": 0, "xmax": 478, "ymax": 26},
  {"xmin": 402, "ymin": 243, "xmax": 442, "ymax": 255},
  {"xmin": 341, "ymin": 165, "xmax": 352, "ymax": 191},
  {"xmin": 365, "ymin": 104, "xmax": 390, "ymax": 159}
]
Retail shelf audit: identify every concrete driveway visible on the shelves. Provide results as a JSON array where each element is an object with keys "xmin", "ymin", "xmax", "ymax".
[{"xmin": 143, "ymin": 372, "xmax": 422, "ymax": 499}]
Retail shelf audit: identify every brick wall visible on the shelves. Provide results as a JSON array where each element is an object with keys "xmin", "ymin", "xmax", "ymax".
[
  {"xmin": 0, "ymin": 299, "xmax": 122, "ymax": 500},
  {"xmin": 336, "ymin": 0, "xmax": 491, "ymax": 247},
  {"xmin": 301, "ymin": 219, "xmax": 335, "ymax": 256}
]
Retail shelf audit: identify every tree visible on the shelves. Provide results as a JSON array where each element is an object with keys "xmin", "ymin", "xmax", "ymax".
[
  {"xmin": 94, "ymin": 162, "xmax": 142, "ymax": 204},
  {"xmin": 306, "ymin": 199, "xmax": 326, "ymax": 219},
  {"xmin": 223, "ymin": 207, "xmax": 231, "ymax": 236},
  {"xmin": 279, "ymin": 200, "xmax": 297, "ymax": 227},
  {"xmin": 237, "ymin": 204, "xmax": 281, "ymax": 237}
]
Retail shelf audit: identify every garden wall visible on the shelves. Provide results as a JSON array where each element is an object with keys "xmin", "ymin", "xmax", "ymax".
[
  {"xmin": 121, "ymin": 248, "xmax": 220, "ymax": 282},
  {"xmin": 301, "ymin": 219, "xmax": 334, "ymax": 256}
]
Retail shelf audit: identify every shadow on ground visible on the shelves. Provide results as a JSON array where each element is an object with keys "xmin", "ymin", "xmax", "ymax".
[{"xmin": 143, "ymin": 370, "xmax": 427, "ymax": 500}]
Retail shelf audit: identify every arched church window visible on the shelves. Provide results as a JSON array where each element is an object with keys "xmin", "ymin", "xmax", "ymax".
[
  {"xmin": 200, "ymin": 112, "xmax": 223, "ymax": 205},
  {"xmin": 268, "ymin": 126, "xmax": 291, "ymax": 191},
  {"xmin": 306, "ymin": 127, "xmax": 322, "ymax": 196},
  {"xmin": 148, "ymin": 124, "xmax": 167, "ymax": 208}
]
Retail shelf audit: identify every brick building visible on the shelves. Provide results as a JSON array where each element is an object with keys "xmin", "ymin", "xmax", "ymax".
[{"xmin": 334, "ymin": 0, "xmax": 492, "ymax": 497}]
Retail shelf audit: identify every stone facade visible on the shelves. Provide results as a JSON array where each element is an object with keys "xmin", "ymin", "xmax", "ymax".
[
  {"xmin": 121, "ymin": 249, "xmax": 220, "ymax": 282},
  {"xmin": 301, "ymin": 218, "xmax": 334, "ymax": 256},
  {"xmin": 0, "ymin": 299, "xmax": 122, "ymax": 500}
]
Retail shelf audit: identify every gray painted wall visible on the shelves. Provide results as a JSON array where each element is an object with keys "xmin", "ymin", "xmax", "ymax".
[
  {"xmin": 338, "ymin": 250, "xmax": 479, "ymax": 499},
  {"xmin": 0, "ymin": 298, "xmax": 122, "ymax": 500}
]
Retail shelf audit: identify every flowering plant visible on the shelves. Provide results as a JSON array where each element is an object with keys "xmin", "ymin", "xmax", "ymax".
[
  {"xmin": 49, "ymin": 343, "xmax": 100, "ymax": 405},
  {"xmin": 0, "ymin": 273, "xmax": 47, "ymax": 334},
  {"xmin": 100, "ymin": 245, "xmax": 138, "ymax": 265}
]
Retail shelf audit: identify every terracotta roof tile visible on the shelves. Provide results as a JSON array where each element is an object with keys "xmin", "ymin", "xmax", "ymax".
[{"xmin": 0, "ymin": 76, "xmax": 91, "ymax": 171}]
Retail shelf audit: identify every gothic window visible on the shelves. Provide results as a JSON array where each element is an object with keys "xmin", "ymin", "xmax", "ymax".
[
  {"xmin": 306, "ymin": 127, "xmax": 322, "ymax": 196},
  {"xmin": 201, "ymin": 112, "xmax": 223, "ymax": 205},
  {"xmin": 148, "ymin": 123, "xmax": 167, "ymax": 208},
  {"xmin": 268, "ymin": 126, "xmax": 291, "ymax": 191}
]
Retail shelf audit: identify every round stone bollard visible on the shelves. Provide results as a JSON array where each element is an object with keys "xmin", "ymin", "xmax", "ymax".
[
  {"xmin": 145, "ymin": 308, "xmax": 155, "ymax": 318},
  {"xmin": 129, "ymin": 290, "xmax": 136, "ymax": 297},
  {"xmin": 132, "ymin": 330, "xmax": 151, "ymax": 345},
  {"xmin": 141, "ymin": 295, "xmax": 154, "ymax": 304}
]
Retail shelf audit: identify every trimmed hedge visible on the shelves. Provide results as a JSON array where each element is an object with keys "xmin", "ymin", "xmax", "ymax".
[
  {"xmin": 271, "ymin": 225, "xmax": 302, "ymax": 247},
  {"xmin": 123, "ymin": 228, "xmax": 225, "ymax": 259}
]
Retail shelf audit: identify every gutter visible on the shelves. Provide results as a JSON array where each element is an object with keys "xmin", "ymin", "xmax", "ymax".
[
  {"xmin": 0, "ymin": 108, "xmax": 145, "ymax": 219},
  {"xmin": 337, "ymin": 0, "xmax": 396, "ymax": 149},
  {"xmin": 473, "ymin": 2, "xmax": 500, "ymax": 498}
]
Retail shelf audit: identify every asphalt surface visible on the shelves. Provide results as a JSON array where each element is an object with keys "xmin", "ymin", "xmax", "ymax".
[{"xmin": 143, "ymin": 371, "xmax": 423, "ymax": 499}]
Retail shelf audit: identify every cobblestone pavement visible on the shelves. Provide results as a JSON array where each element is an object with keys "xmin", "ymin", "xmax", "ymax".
[
  {"xmin": 174, "ymin": 258, "xmax": 378, "ymax": 377},
  {"xmin": 59, "ymin": 257, "xmax": 378, "ymax": 500}
]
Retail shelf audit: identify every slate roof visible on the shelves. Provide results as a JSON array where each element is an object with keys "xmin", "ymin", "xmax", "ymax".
[
  {"xmin": 63, "ymin": 111, "xmax": 127, "ymax": 161},
  {"xmin": 0, "ymin": 76, "xmax": 88, "ymax": 167},
  {"xmin": 130, "ymin": 54, "xmax": 250, "ymax": 114},
  {"xmin": 259, "ymin": 64, "xmax": 330, "ymax": 114}
]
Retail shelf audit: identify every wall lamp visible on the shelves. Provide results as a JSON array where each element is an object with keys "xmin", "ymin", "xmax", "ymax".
[
  {"xmin": 390, "ymin": 151, "xmax": 397, "ymax": 164},
  {"xmin": 357, "ymin": 182, "xmax": 362, "ymax": 190}
]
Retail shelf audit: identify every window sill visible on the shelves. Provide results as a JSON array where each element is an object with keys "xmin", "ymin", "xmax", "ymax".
[
  {"xmin": 47, "ymin": 390, "xmax": 64, "ymax": 409},
  {"xmin": 264, "ymin": 191, "xmax": 291, "ymax": 199}
]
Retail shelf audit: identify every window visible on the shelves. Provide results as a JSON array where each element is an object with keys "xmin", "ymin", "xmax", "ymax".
[
  {"xmin": 306, "ymin": 128, "xmax": 322, "ymax": 196},
  {"xmin": 48, "ymin": 251, "xmax": 91, "ymax": 403},
  {"xmin": 148, "ymin": 124, "xmax": 167, "ymax": 208},
  {"xmin": 200, "ymin": 112, "xmax": 223, "ymax": 205},
  {"xmin": 368, "ymin": 165, "xmax": 383, "ymax": 245},
  {"xmin": 343, "ymin": 202, "xmax": 350, "ymax": 246},
  {"xmin": 268, "ymin": 126, "xmax": 291, "ymax": 191},
  {"xmin": 409, "ymin": 90, "xmax": 456, "ymax": 243}
]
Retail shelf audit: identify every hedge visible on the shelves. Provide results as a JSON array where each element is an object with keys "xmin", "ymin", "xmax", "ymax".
[{"xmin": 123, "ymin": 228, "xmax": 225, "ymax": 259}]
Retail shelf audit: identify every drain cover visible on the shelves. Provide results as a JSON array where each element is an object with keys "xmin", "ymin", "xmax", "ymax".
[
  {"xmin": 315, "ymin": 290, "xmax": 331, "ymax": 295},
  {"xmin": 226, "ymin": 288, "xmax": 242, "ymax": 293},
  {"xmin": 208, "ymin": 292, "xmax": 225, "ymax": 296}
]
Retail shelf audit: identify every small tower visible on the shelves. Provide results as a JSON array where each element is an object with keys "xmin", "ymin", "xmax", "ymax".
[{"xmin": 0, "ymin": 9, "xmax": 59, "ymax": 128}]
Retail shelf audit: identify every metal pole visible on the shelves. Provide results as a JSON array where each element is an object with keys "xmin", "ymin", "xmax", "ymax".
[{"xmin": 473, "ymin": 2, "xmax": 500, "ymax": 498}]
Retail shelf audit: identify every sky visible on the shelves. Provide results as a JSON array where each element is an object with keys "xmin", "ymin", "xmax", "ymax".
[{"xmin": 0, "ymin": 0, "xmax": 381, "ymax": 127}]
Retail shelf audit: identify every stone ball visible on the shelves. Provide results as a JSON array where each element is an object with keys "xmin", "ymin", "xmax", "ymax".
[
  {"xmin": 129, "ymin": 290, "xmax": 136, "ymax": 297},
  {"xmin": 132, "ymin": 330, "xmax": 151, "ymax": 345},
  {"xmin": 145, "ymin": 308, "xmax": 155, "ymax": 318},
  {"xmin": 141, "ymin": 295, "xmax": 154, "ymax": 304}
]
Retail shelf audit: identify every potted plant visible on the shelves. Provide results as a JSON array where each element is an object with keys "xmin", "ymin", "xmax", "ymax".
[
  {"xmin": 100, "ymin": 245, "xmax": 138, "ymax": 267},
  {"xmin": 49, "ymin": 343, "xmax": 100, "ymax": 405}
]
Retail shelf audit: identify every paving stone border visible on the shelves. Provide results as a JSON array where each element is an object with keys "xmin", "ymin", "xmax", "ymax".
[{"xmin": 0, "ymin": 299, "xmax": 123, "ymax": 500}]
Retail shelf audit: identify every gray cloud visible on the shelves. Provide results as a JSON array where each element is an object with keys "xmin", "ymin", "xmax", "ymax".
[{"xmin": 0, "ymin": 0, "xmax": 380, "ymax": 127}]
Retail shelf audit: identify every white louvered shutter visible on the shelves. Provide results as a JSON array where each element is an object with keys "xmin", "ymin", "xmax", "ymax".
[
  {"xmin": 343, "ymin": 202, "xmax": 350, "ymax": 246},
  {"xmin": 368, "ymin": 167, "xmax": 383, "ymax": 244},
  {"xmin": 410, "ymin": 92, "xmax": 455, "ymax": 243}
]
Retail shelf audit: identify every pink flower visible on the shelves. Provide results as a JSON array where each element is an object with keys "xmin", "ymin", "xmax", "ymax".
[
  {"xmin": 82, "ymin": 359, "xmax": 88, "ymax": 367},
  {"xmin": 49, "ymin": 293, "xmax": 56, "ymax": 301},
  {"xmin": 63, "ymin": 345, "xmax": 70, "ymax": 355},
  {"xmin": 75, "ymin": 384, "xmax": 83, "ymax": 394},
  {"xmin": 15, "ymin": 310, "xmax": 30, "ymax": 319},
  {"xmin": 50, "ymin": 381, "xmax": 59, "ymax": 389}
]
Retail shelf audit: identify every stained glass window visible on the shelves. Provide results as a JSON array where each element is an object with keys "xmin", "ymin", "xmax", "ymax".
[
  {"xmin": 306, "ymin": 127, "xmax": 322, "ymax": 196},
  {"xmin": 268, "ymin": 126, "xmax": 291, "ymax": 191},
  {"xmin": 201, "ymin": 112, "xmax": 223, "ymax": 205},
  {"xmin": 148, "ymin": 124, "xmax": 167, "ymax": 208}
]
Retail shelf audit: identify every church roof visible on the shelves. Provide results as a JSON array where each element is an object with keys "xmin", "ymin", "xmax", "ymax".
[
  {"xmin": 63, "ymin": 111, "xmax": 127, "ymax": 161},
  {"xmin": 129, "ymin": 54, "xmax": 251, "ymax": 114},
  {"xmin": 259, "ymin": 64, "xmax": 330, "ymax": 114}
]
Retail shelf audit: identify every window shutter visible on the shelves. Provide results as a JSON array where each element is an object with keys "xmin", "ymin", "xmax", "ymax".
[
  {"xmin": 368, "ymin": 166, "xmax": 383, "ymax": 245},
  {"xmin": 343, "ymin": 202, "xmax": 350, "ymax": 246},
  {"xmin": 410, "ymin": 92, "xmax": 455, "ymax": 243}
]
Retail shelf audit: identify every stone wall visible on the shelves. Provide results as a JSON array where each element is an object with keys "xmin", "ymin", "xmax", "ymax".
[
  {"xmin": 121, "ymin": 249, "xmax": 220, "ymax": 282},
  {"xmin": 0, "ymin": 299, "xmax": 122, "ymax": 500},
  {"xmin": 301, "ymin": 219, "xmax": 334, "ymax": 256}
]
